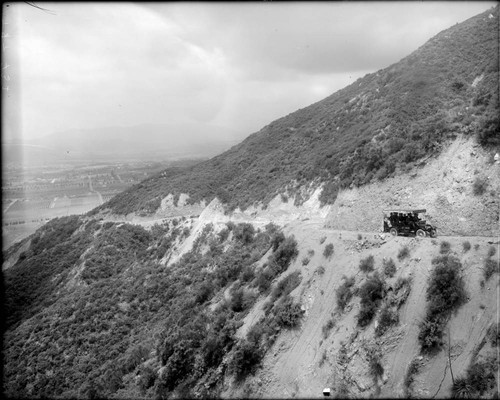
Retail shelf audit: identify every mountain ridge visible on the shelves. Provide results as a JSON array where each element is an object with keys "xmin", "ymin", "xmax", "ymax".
[
  {"xmin": 96, "ymin": 5, "xmax": 499, "ymax": 216},
  {"xmin": 6, "ymin": 123, "xmax": 246, "ymax": 166}
]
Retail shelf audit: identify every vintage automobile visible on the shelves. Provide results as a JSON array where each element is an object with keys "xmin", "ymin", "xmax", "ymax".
[{"xmin": 383, "ymin": 209, "xmax": 437, "ymax": 237}]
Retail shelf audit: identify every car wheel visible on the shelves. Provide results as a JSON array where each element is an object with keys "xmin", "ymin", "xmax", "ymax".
[
  {"xmin": 416, "ymin": 229, "xmax": 426, "ymax": 237},
  {"xmin": 390, "ymin": 228, "xmax": 398, "ymax": 236}
]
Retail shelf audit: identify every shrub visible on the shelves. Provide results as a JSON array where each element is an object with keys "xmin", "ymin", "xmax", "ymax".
[
  {"xmin": 366, "ymin": 346, "xmax": 384, "ymax": 381},
  {"xmin": 404, "ymin": 358, "xmax": 421, "ymax": 396},
  {"xmin": 484, "ymin": 258, "xmax": 499, "ymax": 281},
  {"xmin": 383, "ymin": 258, "xmax": 396, "ymax": 277},
  {"xmin": 255, "ymin": 269, "xmax": 272, "ymax": 293},
  {"xmin": 439, "ymin": 241, "xmax": 451, "ymax": 254},
  {"xmin": 319, "ymin": 236, "xmax": 326, "ymax": 245},
  {"xmin": 302, "ymin": 257, "xmax": 310, "ymax": 266},
  {"xmin": 419, "ymin": 317, "xmax": 446, "ymax": 351},
  {"xmin": 397, "ymin": 245, "xmax": 410, "ymax": 261},
  {"xmin": 322, "ymin": 319, "xmax": 335, "ymax": 339},
  {"xmin": 323, "ymin": 243, "xmax": 334, "ymax": 259},
  {"xmin": 357, "ymin": 273, "xmax": 385, "ymax": 327},
  {"xmin": 160, "ymin": 340, "xmax": 196, "ymax": 390},
  {"xmin": 318, "ymin": 350, "xmax": 328, "ymax": 367},
  {"xmin": 239, "ymin": 265, "xmax": 255, "ymax": 283},
  {"xmin": 234, "ymin": 223, "xmax": 255, "ymax": 244},
  {"xmin": 336, "ymin": 275, "xmax": 355, "ymax": 312},
  {"xmin": 359, "ymin": 255, "xmax": 375, "ymax": 273},
  {"xmin": 427, "ymin": 255, "xmax": 466, "ymax": 314},
  {"xmin": 270, "ymin": 231, "xmax": 285, "ymax": 252},
  {"xmin": 473, "ymin": 176, "xmax": 488, "ymax": 195},
  {"xmin": 486, "ymin": 323, "xmax": 499, "ymax": 347},
  {"xmin": 268, "ymin": 236, "xmax": 299, "ymax": 273},
  {"xmin": 462, "ymin": 241, "xmax": 471, "ymax": 252},
  {"xmin": 230, "ymin": 288, "xmax": 246, "ymax": 312},
  {"xmin": 316, "ymin": 265, "xmax": 325, "ymax": 275},
  {"xmin": 357, "ymin": 234, "xmax": 363, "ymax": 240},
  {"xmin": 273, "ymin": 295, "xmax": 304, "ymax": 328},
  {"xmin": 138, "ymin": 365, "xmax": 156, "ymax": 393},
  {"xmin": 474, "ymin": 244, "xmax": 480, "ymax": 251},
  {"xmin": 375, "ymin": 306, "xmax": 399, "ymax": 337},
  {"xmin": 393, "ymin": 277, "xmax": 413, "ymax": 308},
  {"xmin": 487, "ymin": 246, "xmax": 496, "ymax": 257},
  {"xmin": 454, "ymin": 357, "xmax": 498, "ymax": 397},
  {"xmin": 451, "ymin": 377, "xmax": 474, "ymax": 399},
  {"xmin": 229, "ymin": 340, "xmax": 263, "ymax": 380},
  {"xmin": 271, "ymin": 271, "xmax": 302, "ymax": 301},
  {"xmin": 419, "ymin": 255, "xmax": 466, "ymax": 353},
  {"xmin": 218, "ymin": 227, "xmax": 230, "ymax": 242}
]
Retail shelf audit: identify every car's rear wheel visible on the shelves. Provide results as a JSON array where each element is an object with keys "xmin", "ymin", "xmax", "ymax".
[
  {"xmin": 416, "ymin": 229, "xmax": 426, "ymax": 237},
  {"xmin": 390, "ymin": 228, "xmax": 398, "ymax": 236},
  {"xmin": 430, "ymin": 229, "xmax": 437, "ymax": 238}
]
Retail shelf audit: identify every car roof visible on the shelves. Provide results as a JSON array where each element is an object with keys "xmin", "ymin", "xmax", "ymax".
[{"xmin": 382, "ymin": 209, "xmax": 426, "ymax": 213}]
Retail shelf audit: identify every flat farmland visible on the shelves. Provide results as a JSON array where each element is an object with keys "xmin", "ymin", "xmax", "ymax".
[
  {"xmin": 2, "ymin": 158, "xmax": 202, "ymax": 250},
  {"xmin": 2, "ymin": 193, "xmax": 102, "ymax": 250}
]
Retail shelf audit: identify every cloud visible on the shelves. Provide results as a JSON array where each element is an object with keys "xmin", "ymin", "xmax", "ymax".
[
  {"xmin": 156, "ymin": 2, "xmax": 496, "ymax": 78},
  {"xmin": 13, "ymin": 2, "xmax": 231, "ymax": 138},
  {"xmin": 4, "ymin": 1, "xmax": 497, "ymax": 142}
]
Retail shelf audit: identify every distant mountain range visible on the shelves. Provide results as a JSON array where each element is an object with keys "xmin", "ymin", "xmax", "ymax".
[{"xmin": 3, "ymin": 123, "xmax": 247, "ymax": 166}]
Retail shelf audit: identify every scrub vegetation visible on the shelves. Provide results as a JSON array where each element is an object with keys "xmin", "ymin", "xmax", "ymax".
[{"xmin": 3, "ymin": 217, "xmax": 301, "ymax": 399}]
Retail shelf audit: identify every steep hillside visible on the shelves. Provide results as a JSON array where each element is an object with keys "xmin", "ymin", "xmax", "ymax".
[
  {"xmin": 3, "ymin": 214, "xmax": 498, "ymax": 399},
  {"xmin": 222, "ymin": 224, "xmax": 499, "ymax": 399},
  {"xmin": 94, "ymin": 6, "xmax": 499, "ymax": 216}
]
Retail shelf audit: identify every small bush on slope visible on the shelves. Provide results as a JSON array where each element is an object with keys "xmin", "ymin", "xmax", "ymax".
[
  {"xmin": 404, "ymin": 358, "xmax": 422, "ymax": 397},
  {"xmin": 271, "ymin": 271, "xmax": 302, "ymax": 302},
  {"xmin": 418, "ymin": 255, "xmax": 467, "ymax": 353},
  {"xmin": 462, "ymin": 240, "xmax": 471, "ymax": 252},
  {"xmin": 336, "ymin": 275, "xmax": 356, "ymax": 312},
  {"xmin": 357, "ymin": 273, "xmax": 385, "ymax": 328},
  {"xmin": 268, "ymin": 236, "xmax": 299, "ymax": 274},
  {"xmin": 383, "ymin": 258, "xmax": 397, "ymax": 277},
  {"xmin": 359, "ymin": 255, "xmax": 375, "ymax": 273},
  {"xmin": 375, "ymin": 306, "xmax": 399, "ymax": 337},
  {"xmin": 273, "ymin": 295, "xmax": 304, "ymax": 328},
  {"xmin": 452, "ymin": 355, "xmax": 499, "ymax": 398},
  {"xmin": 472, "ymin": 176, "xmax": 488, "ymax": 195},
  {"xmin": 228, "ymin": 340, "xmax": 263, "ymax": 381},
  {"xmin": 486, "ymin": 323, "xmax": 499, "ymax": 347},
  {"xmin": 398, "ymin": 245, "xmax": 410, "ymax": 261},
  {"xmin": 483, "ymin": 258, "xmax": 499, "ymax": 281},
  {"xmin": 439, "ymin": 240, "xmax": 451, "ymax": 254},
  {"xmin": 323, "ymin": 243, "xmax": 334, "ymax": 259}
]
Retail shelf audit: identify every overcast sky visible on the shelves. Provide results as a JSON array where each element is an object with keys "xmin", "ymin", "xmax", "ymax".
[{"xmin": 1, "ymin": 1, "xmax": 496, "ymax": 143}]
